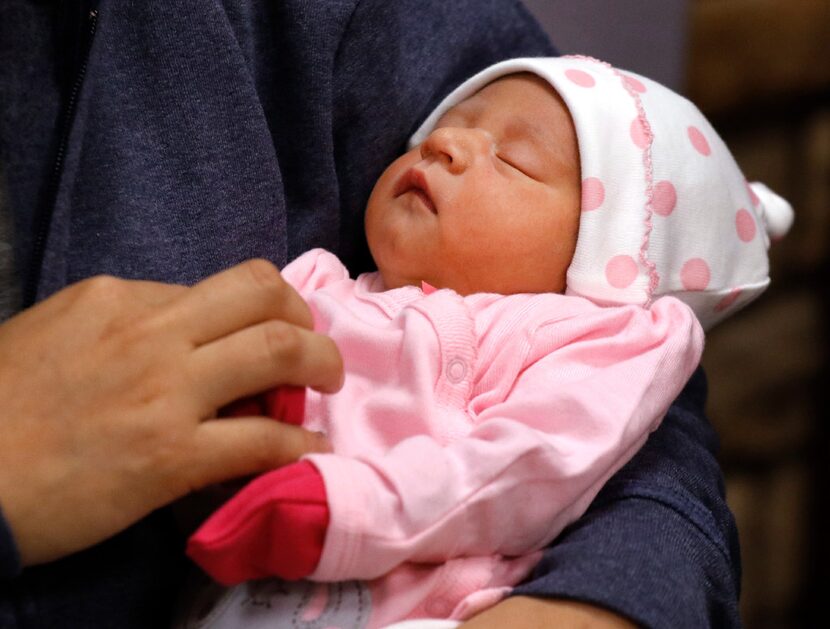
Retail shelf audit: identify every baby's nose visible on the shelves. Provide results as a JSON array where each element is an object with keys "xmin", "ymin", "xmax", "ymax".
[{"xmin": 420, "ymin": 127, "xmax": 494, "ymax": 174}]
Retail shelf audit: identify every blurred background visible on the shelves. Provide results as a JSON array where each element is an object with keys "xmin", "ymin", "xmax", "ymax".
[{"xmin": 521, "ymin": 1, "xmax": 829, "ymax": 627}]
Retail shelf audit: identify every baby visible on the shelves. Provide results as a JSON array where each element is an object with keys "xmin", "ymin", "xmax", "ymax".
[{"xmin": 180, "ymin": 56, "xmax": 792, "ymax": 629}]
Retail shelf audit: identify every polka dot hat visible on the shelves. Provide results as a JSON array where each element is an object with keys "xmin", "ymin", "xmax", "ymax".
[{"xmin": 410, "ymin": 56, "xmax": 794, "ymax": 329}]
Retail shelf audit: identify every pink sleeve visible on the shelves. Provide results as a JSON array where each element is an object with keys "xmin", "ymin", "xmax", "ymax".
[{"xmin": 307, "ymin": 297, "xmax": 704, "ymax": 582}]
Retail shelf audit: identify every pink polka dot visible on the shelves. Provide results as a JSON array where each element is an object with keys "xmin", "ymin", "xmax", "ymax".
[
  {"xmin": 652, "ymin": 180, "xmax": 677, "ymax": 217},
  {"xmin": 582, "ymin": 177, "xmax": 605, "ymax": 212},
  {"xmin": 565, "ymin": 68, "xmax": 596, "ymax": 87},
  {"xmin": 605, "ymin": 255, "xmax": 639, "ymax": 288},
  {"xmin": 681, "ymin": 258, "xmax": 711, "ymax": 291},
  {"xmin": 746, "ymin": 181, "xmax": 761, "ymax": 206},
  {"xmin": 623, "ymin": 74, "xmax": 647, "ymax": 93},
  {"xmin": 687, "ymin": 126, "xmax": 711, "ymax": 156},
  {"xmin": 714, "ymin": 288, "xmax": 743, "ymax": 313},
  {"xmin": 735, "ymin": 208, "xmax": 757, "ymax": 242},
  {"xmin": 630, "ymin": 118, "xmax": 649, "ymax": 149}
]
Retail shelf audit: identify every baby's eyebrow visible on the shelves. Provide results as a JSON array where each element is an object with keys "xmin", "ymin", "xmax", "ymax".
[{"xmin": 437, "ymin": 104, "xmax": 476, "ymax": 126}]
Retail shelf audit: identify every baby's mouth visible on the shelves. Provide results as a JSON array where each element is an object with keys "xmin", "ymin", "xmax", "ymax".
[{"xmin": 394, "ymin": 168, "xmax": 437, "ymax": 214}]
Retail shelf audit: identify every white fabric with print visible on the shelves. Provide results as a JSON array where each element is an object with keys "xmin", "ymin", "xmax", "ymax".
[{"xmin": 411, "ymin": 56, "xmax": 793, "ymax": 330}]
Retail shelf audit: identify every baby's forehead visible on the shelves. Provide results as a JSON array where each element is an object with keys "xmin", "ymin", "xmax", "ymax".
[
  {"xmin": 448, "ymin": 72, "xmax": 580, "ymax": 171},
  {"xmin": 450, "ymin": 72, "xmax": 563, "ymax": 112}
]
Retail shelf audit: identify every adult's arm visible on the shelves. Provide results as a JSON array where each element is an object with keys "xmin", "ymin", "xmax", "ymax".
[
  {"xmin": 488, "ymin": 368, "xmax": 742, "ymax": 629},
  {"xmin": 0, "ymin": 259, "xmax": 341, "ymax": 572}
]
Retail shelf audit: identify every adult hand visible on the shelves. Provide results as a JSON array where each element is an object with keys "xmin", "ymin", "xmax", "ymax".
[
  {"xmin": 461, "ymin": 596, "xmax": 637, "ymax": 628},
  {"xmin": 0, "ymin": 260, "xmax": 342, "ymax": 567}
]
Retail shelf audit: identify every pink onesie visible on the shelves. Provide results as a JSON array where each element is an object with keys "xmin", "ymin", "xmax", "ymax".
[{"xmin": 186, "ymin": 248, "xmax": 703, "ymax": 628}]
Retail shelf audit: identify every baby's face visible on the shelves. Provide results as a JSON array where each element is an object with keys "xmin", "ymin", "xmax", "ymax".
[{"xmin": 365, "ymin": 73, "xmax": 580, "ymax": 295}]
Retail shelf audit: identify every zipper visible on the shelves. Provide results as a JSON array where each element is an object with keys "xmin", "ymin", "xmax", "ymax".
[{"xmin": 24, "ymin": 6, "xmax": 99, "ymax": 307}]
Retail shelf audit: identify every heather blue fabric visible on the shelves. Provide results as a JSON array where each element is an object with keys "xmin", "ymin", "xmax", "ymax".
[
  {"xmin": 514, "ymin": 368, "xmax": 742, "ymax": 628},
  {"xmin": 0, "ymin": 508, "xmax": 20, "ymax": 580},
  {"xmin": 0, "ymin": 1, "xmax": 740, "ymax": 627}
]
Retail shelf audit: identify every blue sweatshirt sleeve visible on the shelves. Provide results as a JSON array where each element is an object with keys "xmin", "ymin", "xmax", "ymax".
[
  {"xmin": 513, "ymin": 368, "xmax": 742, "ymax": 629},
  {"xmin": 0, "ymin": 506, "xmax": 22, "ymax": 580}
]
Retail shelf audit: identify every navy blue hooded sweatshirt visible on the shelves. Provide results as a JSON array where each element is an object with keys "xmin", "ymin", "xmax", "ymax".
[{"xmin": 0, "ymin": 1, "xmax": 741, "ymax": 627}]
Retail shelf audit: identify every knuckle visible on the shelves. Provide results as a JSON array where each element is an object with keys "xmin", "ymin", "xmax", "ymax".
[
  {"xmin": 71, "ymin": 276, "xmax": 141, "ymax": 344},
  {"xmin": 244, "ymin": 258, "xmax": 284, "ymax": 292},
  {"xmin": 249, "ymin": 435, "xmax": 283, "ymax": 469},
  {"xmin": 226, "ymin": 430, "xmax": 284, "ymax": 472},
  {"xmin": 120, "ymin": 412, "xmax": 181, "ymax": 470},
  {"xmin": 261, "ymin": 321, "xmax": 303, "ymax": 365},
  {"xmin": 133, "ymin": 370, "xmax": 175, "ymax": 406},
  {"xmin": 75, "ymin": 274, "xmax": 127, "ymax": 303}
]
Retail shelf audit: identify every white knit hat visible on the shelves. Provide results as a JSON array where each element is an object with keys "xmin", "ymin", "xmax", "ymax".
[{"xmin": 410, "ymin": 56, "xmax": 794, "ymax": 329}]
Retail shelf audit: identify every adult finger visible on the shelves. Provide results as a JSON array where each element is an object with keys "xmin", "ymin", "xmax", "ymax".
[
  {"xmin": 189, "ymin": 417, "xmax": 332, "ymax": 487},
  {"xmin": 188, "ymin": 320, "xmax": 344, "ymax": 413},
  {"xmin": 167, "ymin": 259, "xmax": 314, "ymax": 346}
]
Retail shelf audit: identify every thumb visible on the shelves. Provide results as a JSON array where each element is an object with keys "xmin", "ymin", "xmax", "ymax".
[{"xmin": 190, "ymin": 418, "xmax": 331, "ymax": 488}]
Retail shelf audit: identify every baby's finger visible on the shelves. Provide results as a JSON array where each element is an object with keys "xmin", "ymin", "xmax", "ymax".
[
  {"xmin": 188, "ymin": 320, "xmax": 344, "ymax": 414},
  {"xmin": 167, "ymin": 259, "xmax": 314, "ymax": 346}
]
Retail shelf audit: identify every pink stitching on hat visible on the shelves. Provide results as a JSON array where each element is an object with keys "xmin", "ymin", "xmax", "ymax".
[{"xmin": 565, "ymin": 56, "xmax": 661, "ymax": 306}]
